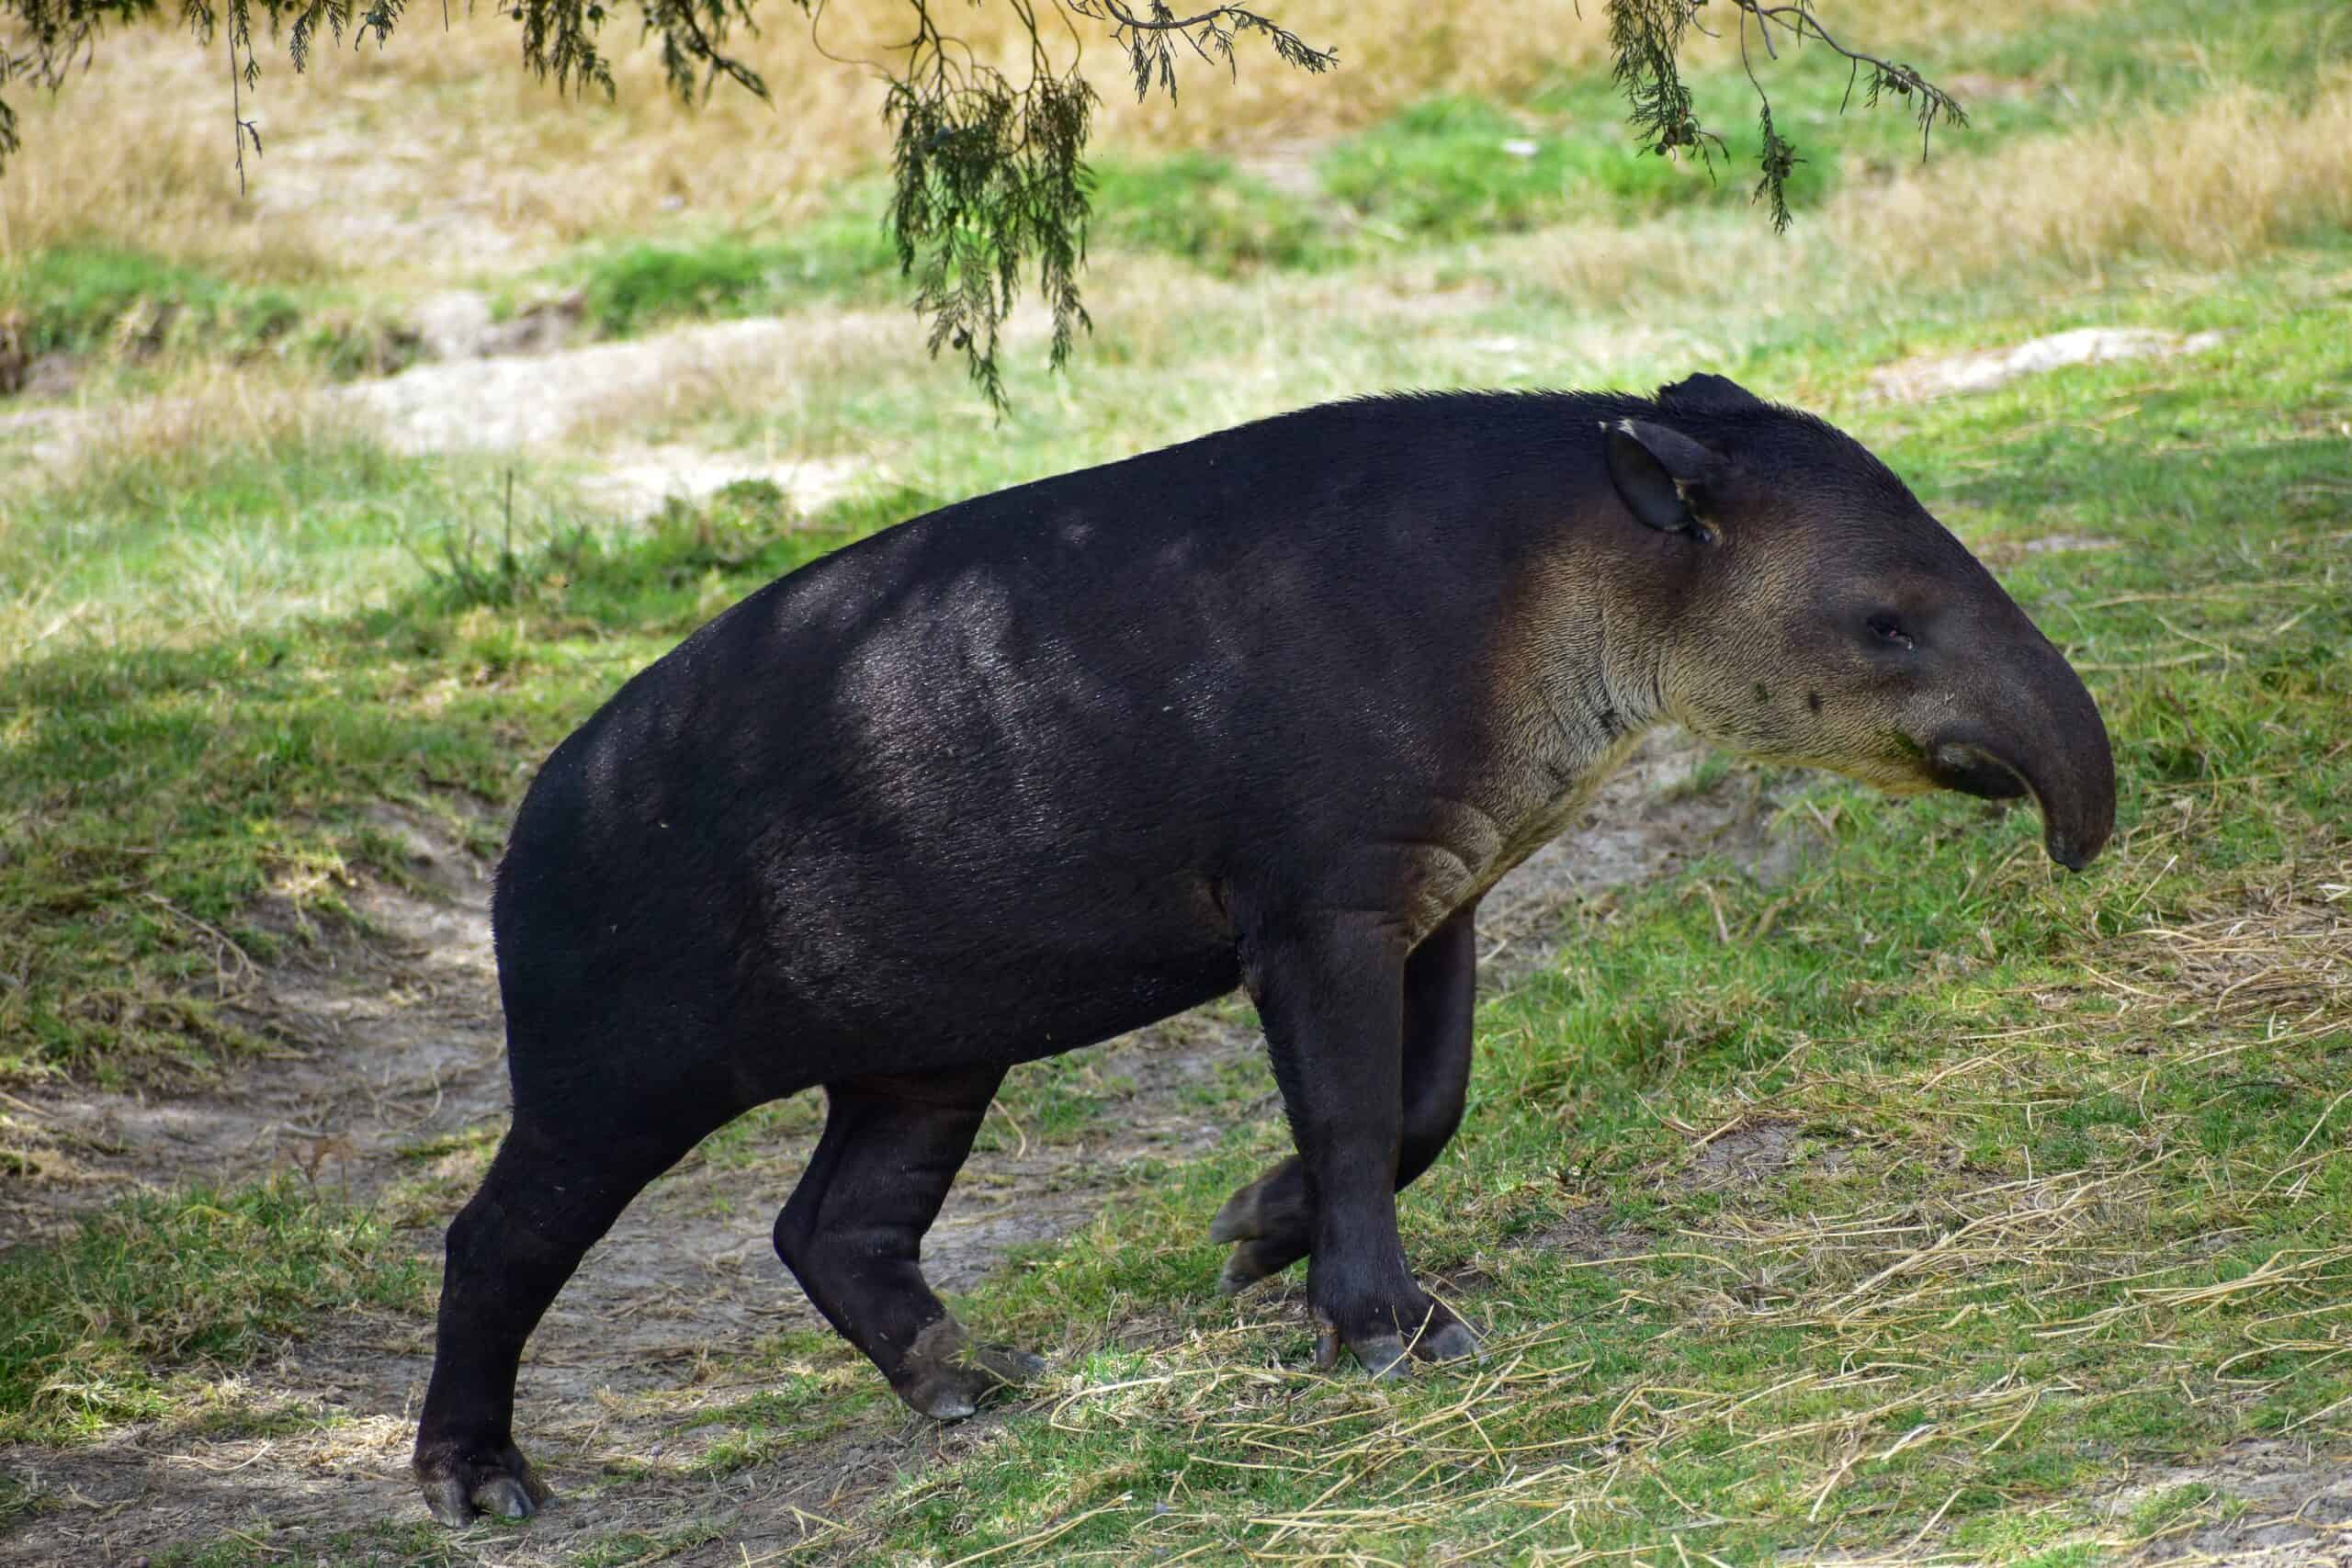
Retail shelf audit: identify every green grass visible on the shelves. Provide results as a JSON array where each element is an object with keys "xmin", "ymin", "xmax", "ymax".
[
  {"xmin": 0, "ymin": 471, "xmax": 920, "ymax": 1086},
  {"xmin": 1319, "ymin": 94, "xmax": 1769, "ymax": 240},
  {"xmin": 0, "ymin": 245, "xmax": 301, "ymax": 357},
  {"xmin": 547, "ymin": 153, "xmax": 1335, "ymax": 334},
  {"xmin": 0, "ymin": 243, "xmax": 416, "ymax": 379},
  {"xmin": 1089, "ymin": 152, "xmax": 1340, "ymax": 276},
  {"xmin": 558, "ymin": 214, "xmax": 901, "ymax": 338},
  {"xmin": 0, "ymin": 1178, "xmax": 428, "ymax": 1444},
  {"xmin": 4, "ymin": 0, "xmax": 2350, "ymax": 1555}
]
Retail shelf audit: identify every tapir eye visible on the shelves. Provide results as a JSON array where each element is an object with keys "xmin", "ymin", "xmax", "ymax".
[{"xmin": 1867, "ymin": 615, "xmax": 1916, "ymax": 651}]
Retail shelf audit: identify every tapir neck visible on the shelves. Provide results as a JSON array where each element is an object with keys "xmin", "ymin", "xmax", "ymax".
[{"xmin": 1478, "ymin": 574, "xmax": 1671, "ymax": 866}]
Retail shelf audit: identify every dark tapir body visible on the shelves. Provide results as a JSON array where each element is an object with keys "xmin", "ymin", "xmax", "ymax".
[{"xmin": 415, "ymin": 376, "xmax": 2114, "ymax": 1524}]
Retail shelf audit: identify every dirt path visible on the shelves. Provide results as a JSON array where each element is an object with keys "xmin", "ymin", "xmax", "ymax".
[
  {"xmin": 0, "ymin": 308, "xmax": 909, "ymax": 519},
  {"xmin": 0, "ymin": 733, "xmax": 1797, "ymax": 1565}
]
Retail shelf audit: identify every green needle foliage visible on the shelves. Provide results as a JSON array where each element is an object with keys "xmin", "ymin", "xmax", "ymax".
[{"xmin": 0, "ymin": 0, "xmax": 1962, "ymax": 400}]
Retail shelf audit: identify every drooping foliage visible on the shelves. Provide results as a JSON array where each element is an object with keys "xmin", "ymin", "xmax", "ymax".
[{"xmin": 0, "ymin": 0, "xmax": 1962, "ymax": 400}]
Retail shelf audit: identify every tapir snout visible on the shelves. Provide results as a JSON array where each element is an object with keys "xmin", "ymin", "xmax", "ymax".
[{"xmin": 1919, "ymin": 626, "xmax": 2115, "ymax": 871}]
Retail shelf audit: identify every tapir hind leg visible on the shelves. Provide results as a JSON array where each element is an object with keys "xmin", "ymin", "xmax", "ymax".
[
  {"xmin": 1212, "ymin": 901, "xmax": 1476, "ymax": 1297},
  {"xmin": 413, "ymin": 1099, "xmax": 727, "ymax": 1526},
  {"xmin": 774, "ymin": 1068, "xmax": 1045, "ymax": 1419}
]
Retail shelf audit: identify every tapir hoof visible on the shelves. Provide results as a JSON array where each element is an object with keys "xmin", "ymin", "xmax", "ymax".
[
  {"xmin": 1415, "ymin": 1318, "xmax": 1483, "ymax": 1364},
  {"xmin": 414, "ymin": 1440, "xmax": 549, "ymax": 1527},
  {"xmin": 1210, "ymin": 1169, "xmax": 1311, "ymax": 1293},
  {"xmin": 891, "ymin": 1318, "xmax": 1046, "ymax": 1421},
  {"xmin": 1218, "ymin": 1238, "xmax": 1306, "ymax": 1296},
  {"xmin": 1317, "ymin": 1326, "xmax": 1414, "ymax": 1380},
  {"xmin": 1312, "ymin": 1307, "xmax": 1480, "ymax": 1379}
]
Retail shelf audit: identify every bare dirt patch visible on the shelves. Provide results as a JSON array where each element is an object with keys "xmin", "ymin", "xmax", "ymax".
[
  {"xmin": 1866, "ymin": 327, "xmax": 2230, "ymax": 402},
  {"xmin": 0, "ymin": 729, "xmax": 1800, "ymax": 1564},
  {"xmin": 1682, "ymin": 1118, "xmax": 1803, "ymax": 1191},
  {"xmin": 1525, "ymin": 1205, "xmax": 1657, "ymax": 1265},
  {"xmin": 326, "ymin": 313, "xmax": 897, "ymax": 459},
  {"xmin": 2111, "ymin": 1438, "xmax": 2352, "ymax": 1564},
  {"xmin": 1481, "ymin": 738, "xmax": 1802, "ymax": 979},
  {"xmin": 0, "ymin": 805, "xmax": 507, "ymax": 1230},
  {"xmin": 0, "ymin": 305, "xmax": 900, "ymax": 520},
  {"xmin": 576, "ymin": 445, "xmax": 870, "ymax": 522}
]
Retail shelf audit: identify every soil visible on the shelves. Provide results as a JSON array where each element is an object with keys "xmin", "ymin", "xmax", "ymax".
[
  {"xmin": 1683, "ymin": 1119, "xmax": 1803, "ymax": 1190},
  {"xmin": 1525, "ymin": 1206, "xmax": 1657, "ymax": 1266},
  {"xmin": 2116, "ymin": 1438, "xmax": 2352, "ymax": 1564},
  {"xmin": 1865, "ymin": 328, "xmax": 2231, "ymax": 402},
  {"xmin": 575, "ymin": 445, "xmax": 869, "ymax": 522},
  {"xmin": 0, "ymin": 308, "xmax": 907, "ymax": 525},
  {"xmin": 0, "ymin": 732, "xmax": 1801, "ymax": 1563}
]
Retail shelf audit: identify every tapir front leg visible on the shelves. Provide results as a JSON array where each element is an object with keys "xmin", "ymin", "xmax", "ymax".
[
  {"xmin": 773, "ymin": 1068, "xmax": 1046, "ymax": 1420},
  {"xmin": 1241, "ymin": 911, "xmax": 1478, "ymax": 1376},
  {"xmin": 1213, "ymin": 902, "xmax": 1476, "ymax": 1294}
]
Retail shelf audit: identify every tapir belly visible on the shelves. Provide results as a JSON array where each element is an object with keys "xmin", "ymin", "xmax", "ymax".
[{"xmin": 751, "ymin": 833, "xmax": 1246, "ymax": 1076}]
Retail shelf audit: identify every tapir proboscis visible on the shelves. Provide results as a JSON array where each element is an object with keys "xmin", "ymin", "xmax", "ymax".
[{"xmin": 413, "ymin": 375, "xmax": 2115, "ymax": 1524}]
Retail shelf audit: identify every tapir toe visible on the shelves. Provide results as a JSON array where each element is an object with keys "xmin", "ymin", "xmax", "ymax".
[
  {"xmin": 1414, "ymin": 1318, "xmax": 1482, "ymax": 1364},
  {"xmin": 474, "ymin": 1474, "xmax": 541, "ymax": 1520}
]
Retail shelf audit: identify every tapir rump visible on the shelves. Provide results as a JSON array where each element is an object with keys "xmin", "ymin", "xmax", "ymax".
[{"xmin": 414, "ymin": 374, "xmax": 2114, "ymax": 1524}]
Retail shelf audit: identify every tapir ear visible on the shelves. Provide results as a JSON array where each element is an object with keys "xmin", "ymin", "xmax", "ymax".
[
  {"xmin": 1602, "ymin": 418, "xmax": 1722, "ymax": 537},
  {"xmin": 1657, "ymin": 372, "xmax": 1768, "ymax": 412}
]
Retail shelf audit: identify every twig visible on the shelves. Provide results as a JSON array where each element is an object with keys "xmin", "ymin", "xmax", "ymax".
[
  {"xmin": 226, "ymin": 15, "xmax": 261, "ymax": 195},
  {"xmin": 142, "ymin": 892, "xmax": 259, "ymax": 994}
]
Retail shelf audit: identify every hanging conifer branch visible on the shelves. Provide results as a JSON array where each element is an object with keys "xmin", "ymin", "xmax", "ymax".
[
  {"xmin": 1611, "ymin": 0, "xmax": 1966, "ymax": 230},
  {"xmin": 0, "ymin": 0, "xmax": 1963, "ymax": 401}
]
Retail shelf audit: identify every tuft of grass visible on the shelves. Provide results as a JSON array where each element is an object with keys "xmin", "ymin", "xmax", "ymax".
[
  {"xmin": 0, "ymin": 1178, "xmax": 429, "ymax": 1443},
  {"xmin": 0, "ymin": 244, "xmax": 298, "ymax": 357},
  {"xmin": 1319, "ymin": 95, "xmax": 1770, "ymax": 240},
  {"xmin": 678, "ymin": 1353, "xmax": 894, "ymax": 1478},
  {"xmin": 1089, "ymin": 153, "xmax": 1340, "ymax": 276},
  {"xmin": 562, "ymin": 217, "xmax": 899, "ymax": 338},
  {"xmin": 0, "ymin": 243, "xmax": 417, "ymax": 380}
]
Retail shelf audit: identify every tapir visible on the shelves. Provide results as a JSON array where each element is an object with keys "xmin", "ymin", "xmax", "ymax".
[{"xmin": 414, "ymin": 374, "xmax": 2114, "ymax": 1524}]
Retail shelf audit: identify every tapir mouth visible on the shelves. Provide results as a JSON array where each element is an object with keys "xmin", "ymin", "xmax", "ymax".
[{"xmin": 1928, "ymin": 741, "xmax": 2030, "ymax": 805}]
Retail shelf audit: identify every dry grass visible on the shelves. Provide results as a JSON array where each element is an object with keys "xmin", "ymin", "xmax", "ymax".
[
  {"xmin": 0, "ymin": 352, "xmax": 345, "ymax": 477},
  {"xmin": 0, "ymin": 39, "xmax": 332, "ymax": 280},
  {"xmin": 825, "ymin": 860, "xmax": 2352, "ymax": 1564},
  {"xmin": 1831, "ymin": 72, "xmax": 2352, "ymax": 288},
  {"xmin": 15, "ymin": 43, "xmax": 2342, "ymax": 543},
  {"xmin": 1511, "ymin": 70, "xmax": 2352, "ymax": 313},
  {"xmin": 0, "ymin": 0, "xmax": 2110, "ymax": 276}
]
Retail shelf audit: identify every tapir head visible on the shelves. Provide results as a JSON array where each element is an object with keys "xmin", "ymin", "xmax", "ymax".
[{"xmin": 1603, "ymin": 373, "xmax": 2115, "ymax": 871}]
